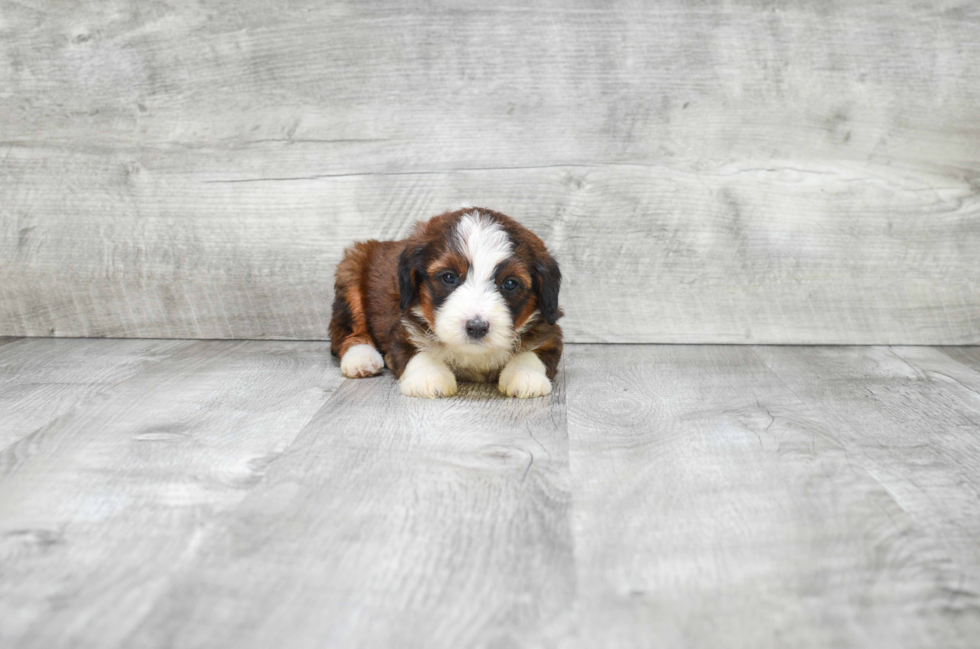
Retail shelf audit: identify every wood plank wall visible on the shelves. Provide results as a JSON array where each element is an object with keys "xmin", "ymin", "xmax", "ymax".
[{"xmin": 1, "ymin": 0, "xmax": 978, "ymax": 343}]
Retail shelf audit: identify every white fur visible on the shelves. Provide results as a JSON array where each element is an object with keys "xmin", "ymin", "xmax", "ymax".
[
  {"xmin": 440, "ymin": 346, "xmax": 515, "ymax": 383},
  {"xmin": 404, "ymin": 311, "xmax": 511, "ymax": 383},
  {"xmin": 399, "ymin": 350, "xmax": 458, "ymax": 398},
  {"xmin": 341, "ymin": 344, "xmax": 385, "ymax": 378},
  {"xmin": 433, "ymin": 213, "xmax": 514, "ymax": 353},
  {"xmin": 498, "ymin": 351, "xmax": 552, "ymax": 398}
]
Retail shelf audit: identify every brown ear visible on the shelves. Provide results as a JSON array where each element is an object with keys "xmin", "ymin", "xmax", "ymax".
[
  {"xmin": 533, "ymin": 252, "xmax": 561, "ymax": 326},
  {"xmin": 398, "ymin": 243, "xmax": 425, "ymax": 313}
]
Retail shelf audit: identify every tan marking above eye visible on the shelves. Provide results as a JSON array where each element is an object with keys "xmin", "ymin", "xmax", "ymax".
[
  {"xmin": 432, "ymin": 267, "xmax": 462, "ymax": 278},
  {"xmin": 427, "ymin": 253, "xmax": 468, "ymax": 279},
  {"xmin": 495, "ymin": 261, "xmax": 530, "ymax": 287}
]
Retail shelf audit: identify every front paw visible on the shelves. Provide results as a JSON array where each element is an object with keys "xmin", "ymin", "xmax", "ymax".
[
  {"xmin": 499, "ymin": 369, "xmax": 552, "ymax": 398},
  {"xmin": 400, "ymin": 364, "xmax": 457, "ymax": 398},
  {"xmin": 498, "ymin": 353, "xmax": 552, "ymax": 399},
  {"xmin": 341, "ymin": 344, "xmax": 385, "ymax": 378}
]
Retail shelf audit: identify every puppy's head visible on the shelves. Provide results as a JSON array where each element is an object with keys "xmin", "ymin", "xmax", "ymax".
[{"xmin": 398, "ymin": 208, "xmax": 561, "ymax": 352}]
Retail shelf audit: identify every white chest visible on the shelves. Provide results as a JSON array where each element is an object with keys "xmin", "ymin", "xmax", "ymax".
[{"xmin": 434, "ymin": 346, "xmax": 514, "ymax": 383}]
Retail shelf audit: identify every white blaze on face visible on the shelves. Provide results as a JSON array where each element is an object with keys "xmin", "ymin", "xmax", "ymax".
[{"xmin": 434, "ymin": 212, "xmax": 515, "ymax": 351}]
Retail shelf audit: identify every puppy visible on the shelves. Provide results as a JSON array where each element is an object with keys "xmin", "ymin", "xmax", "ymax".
[{"xmin": 329, "ymin": 208, "xmax": 562, "ymax": 398}]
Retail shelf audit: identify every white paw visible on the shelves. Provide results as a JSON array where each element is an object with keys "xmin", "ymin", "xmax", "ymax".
[
  {"xmin": 399, "ymin": 352, "xmax": 457, "ymax": 398},
  {"xmin": 341, "ymin": 344, "xmax": 384, "ymax": 378},
  {"xmin": 498, "ymin": 352, "xmax": 552, "ymax": 398}
]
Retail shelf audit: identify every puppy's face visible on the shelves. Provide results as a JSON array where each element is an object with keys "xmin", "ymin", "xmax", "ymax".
[{"xmin": 399, "ymin": 209, "xmax": 560, "ymax": 353}]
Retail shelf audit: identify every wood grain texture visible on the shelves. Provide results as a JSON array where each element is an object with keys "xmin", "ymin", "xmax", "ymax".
[
  {"xmin": 2, "ymin": 340, "xmax": 980, "ymax": 647},
  {"xmin": 125, "ymin": 367, "xmax": 571, "ymax": 648},
  {"xmin": 0, "ymin": 340, "xmax": 341, "ymax": 648},
  {"xmin": 941, "ymin": 346, "xmax": 980, "ymax": 371},
  {"xmin": 753, "ymin": 345, "xmax": 980, "ymax": 602},
  {"xmin": 1, "ymin": 1, "xmax": 978, "ymax": 343},
  {"xmin": 0, "ymin": 337, "xmax": 189, "ymax": 449},
  {"xmin": 554, "ymin": 344, "xmax": 980, "ymax": 648}
]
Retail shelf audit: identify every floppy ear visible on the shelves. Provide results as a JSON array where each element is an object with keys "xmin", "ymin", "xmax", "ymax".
[
  {"xmin": 534, "ymin": 253, "xmax": 562, "ymax": 326},
  {"xmin": 398, "ymin": 244, "xmax": 425, "ymax": 313}
]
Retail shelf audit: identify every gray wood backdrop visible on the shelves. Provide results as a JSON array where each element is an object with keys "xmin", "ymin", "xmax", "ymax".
[{"xmin": 1, "ymin": 0, "xmax": 978, "ymax": 343}]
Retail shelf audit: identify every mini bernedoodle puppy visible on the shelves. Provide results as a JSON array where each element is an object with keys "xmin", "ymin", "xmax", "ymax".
[{"xmin": 330, "ymin": 207, "xmax": 562, "ymax": 398}]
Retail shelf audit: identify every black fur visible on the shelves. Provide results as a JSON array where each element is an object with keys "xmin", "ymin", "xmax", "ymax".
[
  {"xmin": 426, "ymin": 274, "xmax": 458, "ymax": 311},
  {"xmin": 535, "ymin": 256, "xmax": 562, "ymax": 326},
  {"xmin": 328, "ymin": 296, "xmax": 353, "ymax": 357},
  {"xmin": 398, "ymin": 244, "xmax": 425, "ymax": 313}
]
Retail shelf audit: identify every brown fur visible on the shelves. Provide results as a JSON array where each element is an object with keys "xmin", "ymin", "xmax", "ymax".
[{"xmin": 330, "ymin": 208, "xmax": 563, "ymax": 380}]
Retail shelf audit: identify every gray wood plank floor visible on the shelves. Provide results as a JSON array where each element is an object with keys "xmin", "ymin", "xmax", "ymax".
[
  {"xmin": 0, "ymin": 338, "xmax": 191, "ymax": 450},
  {"xmin": 1, "ymin": 339, "xmax": 979, "ymax": 648}
]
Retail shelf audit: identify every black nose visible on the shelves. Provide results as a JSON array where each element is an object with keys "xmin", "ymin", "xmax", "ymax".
[{"xmin": 465, "ymin": 318, "xmax": 490, "ymax": 340}]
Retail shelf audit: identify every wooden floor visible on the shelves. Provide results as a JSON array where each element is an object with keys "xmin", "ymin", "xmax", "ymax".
[{"xmin": 2, "ymin": 339, "xmax": 979, "ymax": 648}]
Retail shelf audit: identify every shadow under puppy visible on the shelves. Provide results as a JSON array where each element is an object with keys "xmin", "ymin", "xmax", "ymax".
[{"xmin": 330, "ymin": 208, "xmax": 562, "ymax": 398}]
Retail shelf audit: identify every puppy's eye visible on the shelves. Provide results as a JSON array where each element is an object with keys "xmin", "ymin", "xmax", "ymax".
[
  {"xmin": 441, "ymin": 272, "xmax": 458, "ymax": 285},
  {"xmin": 502, "ymin": 278, "xmax": 519, "ymax": 291}
]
